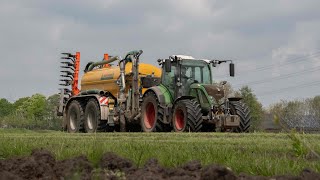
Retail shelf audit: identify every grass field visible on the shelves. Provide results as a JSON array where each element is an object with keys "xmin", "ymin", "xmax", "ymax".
[{"xmin": 0, "ymin": 128, "xmax": 319, "ymax": 176}]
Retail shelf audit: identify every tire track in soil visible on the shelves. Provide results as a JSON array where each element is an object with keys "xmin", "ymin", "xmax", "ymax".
[{"xmin": 0, "ymin": 149, "xmax": 319, "ymax": 180}]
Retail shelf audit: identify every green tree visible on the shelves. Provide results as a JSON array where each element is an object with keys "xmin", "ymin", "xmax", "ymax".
[
  {"xmin": 15, "ymin": 94, "xmax": 47, "ymax": 129},
  {"xmin": 13, "ymin": 97, "xmax": 30, "ymax": 110},
  {"xmin": 18, "ymin": 94, "xmax": 46, "ymax": 120},
  {"xmin": 46, "ymin": 94, "xmax": 60, "ymax": 111},
  {"xmin": 45, "ymin": 94, "xmax": 62, "ymax": 130},
  {"xmin": 0, "ymin": 98, "xmax": 13, "ymax": 117},
  {"xmin": 236, "ymin": 86, "xmax": 263, "ymax": 131},
  {"xmin": 2, "ymin": 94, "xmax": 64, "ymax": 130},
  {"xmin": 310, "ymin": 96, "xmax": 320, "ymax": 120},
  {"xmin": 283, "ymin": 100, "xmax": 305, "ymax": 128},
  {"xmin": 269, "ymin": 98, "xmax": 316, "ymax": 130},
  {"xmin": 269, "ymin": 100, "xmax": 286, "ymax": 116}
]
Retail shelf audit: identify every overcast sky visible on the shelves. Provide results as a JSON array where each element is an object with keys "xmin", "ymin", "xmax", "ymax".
[{"xmin": 1, "ymin": 0, "xmax": 319, "ymax": 107}]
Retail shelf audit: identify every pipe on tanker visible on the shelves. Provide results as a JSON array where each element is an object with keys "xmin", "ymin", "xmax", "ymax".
[
  {"xmin": 87, "ymin": 56, "xmax": 120, "ymax": 71},
  {"xmin": 119, "ymin": 60, "xmax": 126, "ymax": 94},
  {"xmin": 118, "ymin": 50, "xmax": 143, "ymax": 130},
  {"xmin": 118, "ymin": 58, "xmax": 127, "ymax": 132},
  {"xmin": 131, "ymin": 55, "xmax": 139, "ymax": 117}
]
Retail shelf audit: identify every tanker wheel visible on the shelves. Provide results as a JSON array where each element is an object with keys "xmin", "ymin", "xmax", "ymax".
[
  {"xmin": 66, "ymin": 100, "xmax": 85, "ymax": 133},
  {"xmin": 141, "ymin": 92, "xmax": 171, "ymax": 132},
  {"xmin": 172, "ymin": 99, "xmax": 203, "ymax": 132},
  {"xmin": 84, "ymin": 99, "xmax": 108, "ymax": 133},
  {"xmin": 229, "ymin": 101, "xmax": 251, "ymax": 132}
]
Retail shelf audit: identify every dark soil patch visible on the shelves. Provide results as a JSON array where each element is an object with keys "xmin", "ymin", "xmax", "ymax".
[{"xmin": 0, "ymin": 149, "xmax": 319, "ymax": 180}]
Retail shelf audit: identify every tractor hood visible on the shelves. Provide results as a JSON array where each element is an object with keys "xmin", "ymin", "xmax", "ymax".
[{"xmin": 202, "ymin": 84, "xmax": 225, "ymax": 102}]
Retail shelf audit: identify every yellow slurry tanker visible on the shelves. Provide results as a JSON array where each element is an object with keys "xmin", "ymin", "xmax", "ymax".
[
  {"xmin": 57, "ymin": 50, "xmax": 251, "ymax": 133},
  {"xmin": 58, "ymin": 50, "xmax": 161, "ymax": 132}
]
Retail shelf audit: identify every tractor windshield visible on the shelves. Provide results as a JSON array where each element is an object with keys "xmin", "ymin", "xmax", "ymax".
[{"xmin": 181, "ymin": 60, "xmax": 212, "ymax": 84}]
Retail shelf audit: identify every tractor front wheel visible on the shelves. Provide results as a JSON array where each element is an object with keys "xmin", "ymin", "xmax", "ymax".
[{"xmin": 172, "ymin": 99, "xmax": 203, "ymax": 132}]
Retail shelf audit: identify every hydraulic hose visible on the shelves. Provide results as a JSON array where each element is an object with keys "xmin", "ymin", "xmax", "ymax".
[
  {"xmin": 87, "ymin": 56, "xmax": 120, "ymax": 71},
  {"xmin": 124, "ymin": 50, "xmax": 143, "ymax": 61}
]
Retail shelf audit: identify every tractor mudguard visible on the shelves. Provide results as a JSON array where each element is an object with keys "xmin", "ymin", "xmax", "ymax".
[
  {"xmin": 143, "ymin": 86, "xmax": 173, "ymax": 124},
  {"xmin": 143, "ymin": 86, "xmax": 172, "ymax": 106}
]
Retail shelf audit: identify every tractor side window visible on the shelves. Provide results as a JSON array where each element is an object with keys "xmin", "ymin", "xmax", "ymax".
[
  {"xmin": 162, "ymin": 65, "xmax": 176, "ymax": 96},
  {"xmin": 194, "ymin": 67, "xmax": 202, "ymax": 83},
  {"xmin": 202, "ymin": 67, "xmax": 211, "ymax": 84},
  {"xmin": 181, "ymin": 66, "xmax": 193, "ymax": 96},
  {"xmin": 185, "ymin": 67, "xmax": 192, "ymax": 77}
]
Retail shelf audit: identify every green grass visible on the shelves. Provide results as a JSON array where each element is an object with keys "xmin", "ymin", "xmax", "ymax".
[{"xmin": 0, "ymin": 128, "xmax": 319, "ymax": 176}]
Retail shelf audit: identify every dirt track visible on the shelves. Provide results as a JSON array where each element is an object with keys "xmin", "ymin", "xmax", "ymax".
[{"xmin": 0, "ymin": 149, "xmax": 319, "ymax": 180}]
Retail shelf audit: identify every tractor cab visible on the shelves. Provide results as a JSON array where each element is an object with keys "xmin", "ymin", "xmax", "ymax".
[{"xmin": 161, "ymin": 55, "xmax": 234, "ymax": 101}]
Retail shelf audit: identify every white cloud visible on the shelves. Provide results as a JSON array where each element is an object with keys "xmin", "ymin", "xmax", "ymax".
[{"xmin": 271, "ymin": 19, "xmax": 320, "ymax": 76}]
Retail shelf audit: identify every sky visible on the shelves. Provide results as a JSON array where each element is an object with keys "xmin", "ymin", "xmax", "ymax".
[{"xmin": 0, "ymin": 0, "xmax": 319, "ymax": 107}]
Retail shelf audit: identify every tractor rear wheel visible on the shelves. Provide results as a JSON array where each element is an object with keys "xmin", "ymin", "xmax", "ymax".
[
  {"xmin": 141, "ymin": 92, "xmax": 170, "ymax": 132},
  {"xmin": 173, "ymin": 99, "xmax": 203, "ymax": 132},
  {"xmin": 66, "ymin": 100, "xmax": 85, "ymax": 133},
  {"xmin": 229, "ymin": 101, "xmax": 251, "ymax": 132},
  {"xmin": 84, "ymin": 99, "xmax": 108, "ymax": 133}
]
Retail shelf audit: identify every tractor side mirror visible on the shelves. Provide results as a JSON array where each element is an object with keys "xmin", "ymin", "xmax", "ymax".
[
  {"xmin": 165, "ymin": 59, "xmax": 171, "ymax": 72},
  {"xmin": 230, "ymin": 63, "xmax": 235, "ymax": 77}
]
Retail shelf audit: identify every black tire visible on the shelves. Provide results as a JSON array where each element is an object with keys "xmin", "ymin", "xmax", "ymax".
[
  {"xmin": 141, "ymin": 92, "xmax": 171, "ymax": 132},
  {"xmin": 84, "ymin": 99, "xmax": 109, "ymax": 133},
  {"xmin": 157, "ymin": 105, "xmax": 172, "ymax": 132},
  {"xmin": 66, "ymin": 100, "xmax": 85, "ymax": 133},
  {"xmin": 62, "ymin": 112, "xmax": 68, "ymax": 132},
  {"xmin": 229, "ymin": 101, "xmax": 251, "ymax": 132},
  {"xmin": 172, "ymin": 99, "xmax": 203, "ymax": 132}
]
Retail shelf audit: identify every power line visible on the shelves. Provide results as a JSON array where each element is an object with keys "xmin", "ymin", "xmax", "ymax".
[
  {"xmin": 257, "ymin": 81, "xmax": 320, "ymax": 97},
  {"xmin": 215, "ymin": 51, "xmax": 320, "ymax": 78},
  {"xmin": 234, "ymin": 65, "xmax": 320, "ymax": 88}
]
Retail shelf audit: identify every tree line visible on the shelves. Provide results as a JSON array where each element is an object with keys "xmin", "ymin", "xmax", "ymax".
[
  {"xmin": 269, "ymin": 97, "xmax": 320, "ymax": 130},
  {"xmin": 0, "ymin": 86, "xmax": 319, "ymax": 131},
  {"xmin": 223, "ymin": 84, "xmax": 320, "ymax": 131},
  {"xmin": 0, "ymin": 94, "xmax": 62, "ymax": 130}
]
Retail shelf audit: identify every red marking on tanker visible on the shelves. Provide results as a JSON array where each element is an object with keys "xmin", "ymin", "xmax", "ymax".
[
  {"xmin": 99, "ymin": 97, "xmax": 109, "ymax": 105},
  {"xmin": 99, "ymin": 97, "xmax": 106, "ymax": 103}
]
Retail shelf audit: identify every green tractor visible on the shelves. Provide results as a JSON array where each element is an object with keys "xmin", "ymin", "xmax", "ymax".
[{"xmin": 141, "ymin": 55, "xmax": 251, "ymax": 132}]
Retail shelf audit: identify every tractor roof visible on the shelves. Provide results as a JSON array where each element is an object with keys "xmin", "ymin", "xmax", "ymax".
[
  {"xmin": 171, "ymin": 55, "xmax": 211, "ymax": 63},
  {"xmin": 158, "ymin": 55, "xmax": 212, "ymax": 66},
  {"xmin": 172, "ymin": 55, "xmax": 195, "ymax": 60}
]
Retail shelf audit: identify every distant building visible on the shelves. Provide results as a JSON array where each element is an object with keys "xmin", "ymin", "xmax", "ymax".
[
  {"xmin": 259, "ymin": 113, "xmax": 320, "ymax": 133},
  {"xmin": 284, "ymin": 115, "xmax": 320, "ymax": 131}
]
